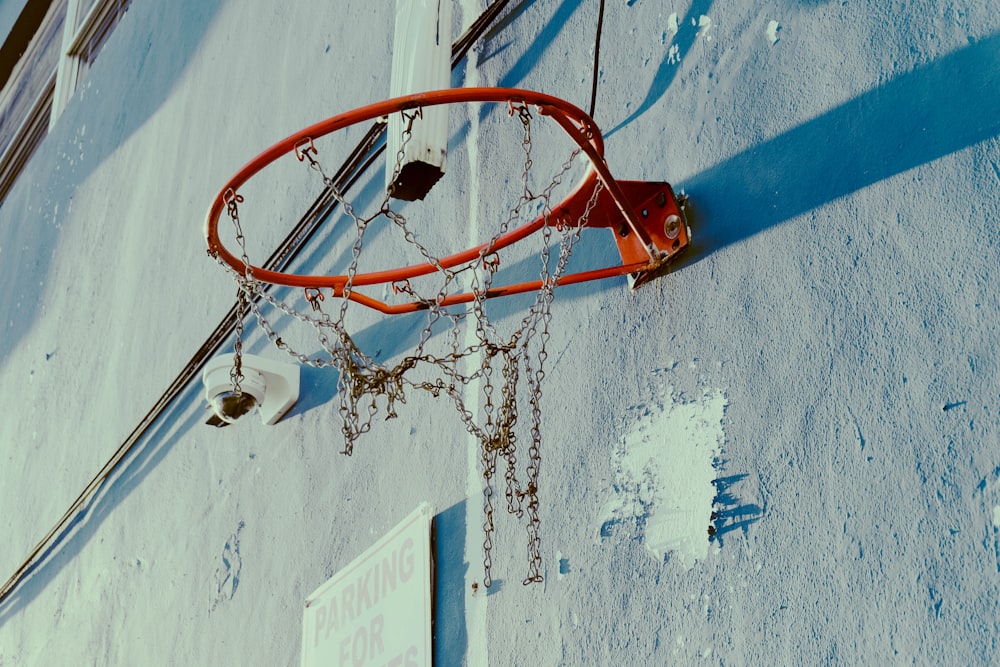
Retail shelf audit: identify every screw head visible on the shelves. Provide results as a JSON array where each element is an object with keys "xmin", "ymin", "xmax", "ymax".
[{"xmin": 664, "ymin": 214, "xmax": 682, "ymax": 240}]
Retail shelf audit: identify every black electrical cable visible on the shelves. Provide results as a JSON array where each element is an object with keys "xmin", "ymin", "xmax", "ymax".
[{"xmin": 589, "ymin": 0, "xmax": 606, "ymax": 119}]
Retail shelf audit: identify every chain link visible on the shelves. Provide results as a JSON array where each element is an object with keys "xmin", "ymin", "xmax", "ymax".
[
  {"xmin": 218, "ymin": 103, "xmax": 599, "ymax": 586},
  {"xmin": 222, "ymin": 189, "xmax": 253, "ymax": 395}
]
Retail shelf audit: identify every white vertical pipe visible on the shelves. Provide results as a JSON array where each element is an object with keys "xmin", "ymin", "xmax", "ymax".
[{"xmin": 387, "ymin": 0, "xmax": 453, "ymax": 201}]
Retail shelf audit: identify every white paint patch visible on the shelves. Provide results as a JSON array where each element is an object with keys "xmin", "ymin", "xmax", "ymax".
[
  {"xmin": 667, "ymin": 12, "xmax": 679, "ymax": 37},
  {"xmin": 698, "ymin": 15, "xmax": 713, "ymax": 42},
  {"xmin": 767, "ymin": 20, "xmax": 781, "ymax": 46},
  {"xmin": 992, "ymin": 505, "xmax": 1000, "ymax": 528},
  {"xmin": 600, "ymin": 384, "xmax": 727, "ymax": 570}
]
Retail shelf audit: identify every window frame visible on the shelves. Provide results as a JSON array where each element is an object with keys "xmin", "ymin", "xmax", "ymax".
[
  {"xmin": 0, "ymin": 0, "xmax": 131, "ymax": 204},
  {"xmin": 52, "ymin": 0, "xmax": 130, "ymax": 121},
  {"xmin": 0, "ymin": 68, "xmax": 54, "ymax": 202},
  {"xmin": 0, "ymin": 0, "xmax": 64, "ymax": 203}
]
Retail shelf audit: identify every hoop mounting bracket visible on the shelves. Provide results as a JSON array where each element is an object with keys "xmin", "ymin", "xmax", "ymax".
[{"xmin": 552, "ymin": 179, "xmax": 690, "ymax": 289}]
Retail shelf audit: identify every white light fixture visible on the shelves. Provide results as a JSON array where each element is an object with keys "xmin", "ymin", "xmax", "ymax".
[{"xmin": 202, "ymin": 353, "xmax": 299, "ymax": 426}]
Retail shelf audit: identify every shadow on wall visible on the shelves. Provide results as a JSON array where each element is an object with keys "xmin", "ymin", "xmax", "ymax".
[
  {"xmin": 0, "ymin": 0, "xmax": 226, "ymax": 373},
  {"xmin": 605, "ymin": 0, "xmax": 716, "ymax": 137},
  {"xmin": 678, "ymin": 32, "xmax": 1000, "ymax": 264},
  {"xmin": 484, "ymin": 0, "xmax": 717, "ymax": 129},
  {"xmin": 433, "ymin": 501, "xmax": 468, "ymax": 667},
  {"xmin": 710, "ymin": 472, "xmax": 762, "ymax": 546},
  {"xmin": 496, "ymin": 0, "xmax": 582, "ymax": 91},
  {"xmin": 48, "ymin": 0, "xmax": 227, "ymax": 186},
  {"xmin": 0, "ymin": 383, "xmax": 206, "ymax": 630}
]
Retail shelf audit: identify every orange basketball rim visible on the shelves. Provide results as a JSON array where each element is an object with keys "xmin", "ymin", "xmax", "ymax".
[{"xmin": 205, "ymin": 87, "xmax": 690, "ymax": 314}]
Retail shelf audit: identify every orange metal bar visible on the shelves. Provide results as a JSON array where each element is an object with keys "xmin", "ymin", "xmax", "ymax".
[{"xmin": 338, "ymin": 259, "xmax": 659, "ymax": 315}]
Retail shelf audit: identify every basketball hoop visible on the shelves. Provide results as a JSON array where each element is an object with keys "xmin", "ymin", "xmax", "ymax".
[
  {"xmin": 205, "ymin": 88, "xmax": 689, "ymax": 310},
  {"xmin": 204, "ymin": 87, "xmax": 690, "ymax": 586}
]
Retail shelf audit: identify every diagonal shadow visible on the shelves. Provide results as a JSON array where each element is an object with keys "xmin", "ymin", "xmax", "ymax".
[
  {"xmin": 0, "ymin": 383, "xmax": 206, "ymax": 628},
  {"xmin": 433, "ymin": 501, "xmax": 468, "ymax": 667},
  {"xmin": 0, "ymin": 0, "xmax": 226, "ymax": 374},
  {"xmin": 678, "ymin": 33, "xmax": 1000, "ymax": 262},
  {"xmin": 606, "ymin": 0, "xmax": 715, "ymax": 137},
  {"xmin": 497, "ymin": 0, "xmax": 584, "ymax": 90}
]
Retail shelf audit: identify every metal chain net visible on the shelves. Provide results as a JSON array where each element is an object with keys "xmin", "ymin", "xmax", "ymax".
[{"xmin": 215, "ymin": 102, "xmax": 602, "ymax": 587}]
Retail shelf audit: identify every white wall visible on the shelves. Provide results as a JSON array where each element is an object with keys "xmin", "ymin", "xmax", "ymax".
[{"xmin": 2, "ymin": 0, "xmax": 1000, "ymax": 665}]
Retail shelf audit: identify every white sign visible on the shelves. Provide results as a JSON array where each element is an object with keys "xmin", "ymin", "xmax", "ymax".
[{"xmin": 301, "ymin": 504, "xmax": 434, "ymax": 667}]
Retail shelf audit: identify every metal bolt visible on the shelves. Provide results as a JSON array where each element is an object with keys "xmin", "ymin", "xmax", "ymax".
[{"xmin": 664, "ymin": 214, "xmax": 682, "ymax": 240}]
